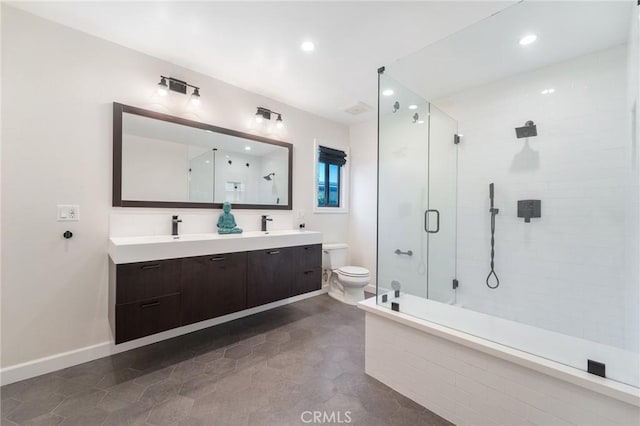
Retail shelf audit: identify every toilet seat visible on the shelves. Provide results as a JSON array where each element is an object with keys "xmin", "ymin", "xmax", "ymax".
[{"xmin": 337, "ymin": 266, "xmax": 369, "ymax": 277}]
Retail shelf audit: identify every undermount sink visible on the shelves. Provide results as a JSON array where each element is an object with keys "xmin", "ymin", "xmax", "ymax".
[{"xmin": 108, "ymin": 230, "xmax": 322, "ymax": 264}]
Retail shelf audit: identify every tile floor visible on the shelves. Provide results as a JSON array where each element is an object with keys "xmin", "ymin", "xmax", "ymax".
[{"xmin": 1, "ymin": 294, "xmax": 452, "ymax": 426}]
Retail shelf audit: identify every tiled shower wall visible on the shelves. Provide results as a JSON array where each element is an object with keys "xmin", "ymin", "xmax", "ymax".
[{"xmin": 435, "ymin": 45, "xmax": 638, "ymax": 351}]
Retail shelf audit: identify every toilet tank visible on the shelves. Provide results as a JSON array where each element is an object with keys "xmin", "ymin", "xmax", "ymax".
[{"xmin": 322, "ymin": 243, "xmax": 348, "ymax": 269}]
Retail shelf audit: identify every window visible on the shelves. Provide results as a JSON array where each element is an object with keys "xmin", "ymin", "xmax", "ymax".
[{"xmin": 317, "ymin": 145, "xmax": 347, "ymax": 208}]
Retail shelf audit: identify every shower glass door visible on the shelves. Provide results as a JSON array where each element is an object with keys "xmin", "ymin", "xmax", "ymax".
[{"xmin": 377, "ymin": 73, "xmax": 458, "ymax": 308}]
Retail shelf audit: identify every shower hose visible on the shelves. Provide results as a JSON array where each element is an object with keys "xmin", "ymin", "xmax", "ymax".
[{"xmin": 486, "ymin": 208, "xmax": 500, "ymax": 289}]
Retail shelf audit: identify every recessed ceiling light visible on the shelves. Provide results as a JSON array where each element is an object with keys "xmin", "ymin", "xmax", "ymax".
[
  {"xmin": 382, "ymin": 89, "xmax": 394, "ymax": 97},
  {"xmin": 245, "ymin": 146, "xmax": 251, "ymax": 151},
  {"xmin": 301, "ymin": 41, "xmax": 315, "ymax": 52},
  {"xmin": 519, "ymin": 34, "xmax": 537, "ymax": 46},
  {"xmin": 541, "ymin": 88, "xmax": 555, "ymax": 95},
  {"xmin": 408, "ymin": 104, "xmax": 418, "ymax": 110}
]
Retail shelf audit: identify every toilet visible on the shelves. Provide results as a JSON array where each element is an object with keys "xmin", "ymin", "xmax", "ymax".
[{"xmin": 322, "ymin": 243, "xmax": 370, "ymax": 305}]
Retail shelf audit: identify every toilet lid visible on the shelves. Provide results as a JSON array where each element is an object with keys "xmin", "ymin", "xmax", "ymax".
[{"xmin": 338, "ymin": 266, "xmax": 369, "ymax": 277}]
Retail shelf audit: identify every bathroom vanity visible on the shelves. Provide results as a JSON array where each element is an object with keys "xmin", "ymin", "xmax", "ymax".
[{"xmin": 108, "ymin": 231, "xmax": 322, "ymax": 343}]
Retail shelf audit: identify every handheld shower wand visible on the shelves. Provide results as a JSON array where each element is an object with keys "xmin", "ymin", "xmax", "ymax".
[{"xmin": 486, "ymin": 183, "xmax": 500, "ymax": 289}]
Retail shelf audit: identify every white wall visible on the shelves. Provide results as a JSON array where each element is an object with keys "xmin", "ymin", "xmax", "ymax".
[
  {"xmin": 348, "ymin": 121, "xmax": 378, "ymax": 288},
  {"xmin": 436, "ymin": 45, "xmax": 637, "ymax": 352},
  {"xmin": 1, "ymin": 6, "xmax": 348, "ymax": 370}
]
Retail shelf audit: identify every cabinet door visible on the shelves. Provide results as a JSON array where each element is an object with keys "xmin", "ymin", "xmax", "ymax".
[
  {"xmin": 181, "ymin": 252, "xmax": 247, "ymax": 326},
  {"xmin": 247, "ymin": 247, "xmax": 294, "ymax": 307},
  {"xmin": 115, "ymin": 294, "xmax": 181, "ymax": 344},
  {"xmin": 291, "ymin": 244, "xmax": 322, "ymax": 296}
]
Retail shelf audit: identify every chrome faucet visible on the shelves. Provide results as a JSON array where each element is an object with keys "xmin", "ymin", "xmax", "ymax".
[
  {"xmin": 172, "ymin": 215, "xmax": 182, "ymax": 236},
  {"xmin": 261, "ymin": 215, "xmax": 273, "ymax": 232}
]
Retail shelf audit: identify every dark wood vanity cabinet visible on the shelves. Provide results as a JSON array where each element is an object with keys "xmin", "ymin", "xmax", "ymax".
[
  {"xmin": 181, "ymin": 252, "xmax": 247, "ymax": 326},
  {"xmin": 110, "ymin": 244, "xmax": 322, "ymax": 344},
  {"xmin": 247, "ymin": 247, "xmax": 295, "ymax": 307}
]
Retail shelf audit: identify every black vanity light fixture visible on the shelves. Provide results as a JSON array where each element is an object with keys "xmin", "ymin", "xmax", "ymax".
[
  {"xmin": 255, "ymin": 107, "xmax": 284, "ymax": 129},
  {"xmin": 157, "ymin": 76, "xmax": 201, "ymax": 105}
]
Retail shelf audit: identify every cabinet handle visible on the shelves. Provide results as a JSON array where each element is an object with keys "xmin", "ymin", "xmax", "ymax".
[
  {"xmin": 304, "ymin": 247, "xmax": 311, "ymax": 250},
  {"xmin": 141, "ymin": 264, "xmax": 161, "ymax": 270},
  {"xmin": 140, "ymin": 301, "xmax": 160, "ymax": 309},
  {"xmin": 267, "ymin": 250, "xmax": 280, "ymax": 255},
  {"xmin": 210, "ymin": 257, "xmax": 225, "ymax": 261},
  {"xmin": 303, "ymin": 270, "xmax": 315, "ymax": 274}
]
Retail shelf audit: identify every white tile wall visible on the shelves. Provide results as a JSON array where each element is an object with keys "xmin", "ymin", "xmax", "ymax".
[
  {"xmin": 435, "ymin": 45, "xmax": 638, "ymax": 352},
  {"xmin": 365, "ymin": 313, "xmax": 640, "ymax": 426}
]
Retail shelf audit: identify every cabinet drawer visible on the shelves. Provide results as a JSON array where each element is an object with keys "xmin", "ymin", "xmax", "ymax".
[
  {"xmin": 116, "ymin": 259, "xmax": 182, "ymax": 304},
  {"xmin": 115, "ymin": 293, "xmax": 181, "ymax": 344},
  {"xmin": 292, "ymin": 268, "xmax": 322, "ymax": 296},
  {"xmin": 294, "ymin": 244, "xmax": 322, "ymax": 270}
]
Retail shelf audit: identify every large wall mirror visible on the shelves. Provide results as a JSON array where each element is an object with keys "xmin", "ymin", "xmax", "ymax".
[{"xmin": 113, "ymin": 103, "xmax": 292, "ymax": 209}]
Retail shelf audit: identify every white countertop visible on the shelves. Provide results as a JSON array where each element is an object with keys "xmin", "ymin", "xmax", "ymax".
[{"xmin": 109, "ymin": 230, "xmax": 322, "ymax": 264}]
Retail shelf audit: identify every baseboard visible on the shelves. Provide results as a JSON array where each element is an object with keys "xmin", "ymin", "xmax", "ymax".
[{"xmin": 0, "ymin": 288, "xmax": 328, "ymax": 386}]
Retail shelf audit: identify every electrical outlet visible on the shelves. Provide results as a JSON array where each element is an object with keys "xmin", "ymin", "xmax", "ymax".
[{"xmin": 57, "ymin": 205, "xmax": 80, "ymax": 221}]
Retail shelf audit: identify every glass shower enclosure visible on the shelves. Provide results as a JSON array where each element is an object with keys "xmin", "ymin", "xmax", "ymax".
[{"xmin": 377, "ymin": 72, "xmax": 458, "ymax": 305}]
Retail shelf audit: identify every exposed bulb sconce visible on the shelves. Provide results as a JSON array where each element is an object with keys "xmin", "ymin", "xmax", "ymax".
[
  {"xmin": 412, "ymin": 113, "xmax": 420, "ymax": 123},
  {"xmin": 156, "ymin": 76, "xmax": 201, "ymax": 105},
  {"xmin": 393, "ymin": 101, "xmax": 400, "ymax": 113},
  {"xmin": 254, "ymin": 107, "xmax": 284, "ymax": 129}
]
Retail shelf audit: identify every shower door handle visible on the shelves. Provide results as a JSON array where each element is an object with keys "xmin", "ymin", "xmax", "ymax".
[{"xmin": 425, "ymin": 209, "xmax": 440, "ymax": 233}]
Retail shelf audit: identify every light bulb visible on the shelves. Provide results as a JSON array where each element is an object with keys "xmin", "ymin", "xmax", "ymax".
[
  {"xmin": 276, "ymin": 114, "xmax": 284, "ymax": 129},
  {"xmin": 190, "ymin": 87, "xmax": 201, "ymax": 105},
  {"xmin": 157, "ymin": 77, "xmax": 168, "ymax": 96}
]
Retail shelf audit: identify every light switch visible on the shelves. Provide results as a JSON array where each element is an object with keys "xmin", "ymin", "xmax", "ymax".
[{"xmin": 57, "ymin": 205, "xmax": 80, "ymax": 221}]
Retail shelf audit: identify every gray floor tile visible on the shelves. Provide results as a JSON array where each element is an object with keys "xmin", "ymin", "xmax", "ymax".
[
  {"xmin": 52, "ymin": 389, "xmax": 106, "ymax": 417},
  {"xmin": 1, "ymin": 398, "xmax": 21, "ymax": 418},
  {"xmin": 5, "ymin": 394, "xmax": 65, "ymax": 424},
  {"xmin": 58, "ymin": 407, "xmax": 109, "ymax": 426},
  {"xmin": 146, "ymin": 395, "xmax": 194, "ymax": 426}
]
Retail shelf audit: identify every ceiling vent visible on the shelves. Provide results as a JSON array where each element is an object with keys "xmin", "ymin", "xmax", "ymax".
[{"xmin": 343, "ymin": 102, "xmax": 374, "ymax": 115}]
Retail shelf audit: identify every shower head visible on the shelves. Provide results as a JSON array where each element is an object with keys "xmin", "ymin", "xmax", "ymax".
[
  {"xmin": 263, "ymin": 172, "xmax": 275, "ymax": 181},
  {"xmin": 515, "ymin": 120, "xmax": 537, "ymax": 139}
]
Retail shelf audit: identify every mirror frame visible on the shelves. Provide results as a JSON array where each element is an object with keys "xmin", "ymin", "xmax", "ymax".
[{"xmin": 113, "ymin": 102, "xmax": 293, "ymax": 210}]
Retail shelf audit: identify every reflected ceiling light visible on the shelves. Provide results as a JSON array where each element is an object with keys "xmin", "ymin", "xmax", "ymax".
[
  {"xmin": 541, "ymin": 88, "xmax": 555, "ymax": 95},
  {"xmin": 519, "ymin": 34, "xmax": 537, "ymax": 46},
  {"xmin": 156, "ymin": 75, "xmax": 201, "ymax": 104},
  {"xmin": 417, "ymin": 120, "xmax": 425, "ymax": 124},
  {"xmin": 245, "ymin": 146, "xmax": 252, "ymax": 151},
  {"xmin": 382, "ymin": 89, "xmax": 394, "ymax": 96},
  {"xmin": 301, "ymin": 41, "xmax": 315, "ymax": 52},
  {"xmin": 408, "ymin": 104, "xmax": 418, "ymax": 110},
  {"xmin": 254, "ymin": 107, "xmax": 284, "ymax": 129}
]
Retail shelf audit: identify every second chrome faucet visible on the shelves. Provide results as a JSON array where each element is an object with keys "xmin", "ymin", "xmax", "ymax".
[
  {"xmin": 172, "ymin": 215, "xmax": 182, "ymax": 236},
  {"xmin": 261, "ymin": 215, "xmax": 273, "ymax": 232}
]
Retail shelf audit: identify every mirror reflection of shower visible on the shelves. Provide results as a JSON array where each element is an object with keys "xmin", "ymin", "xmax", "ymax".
[{"xmin": 263, "ymin": 172, "xmax": 280, "ymax": 204}]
